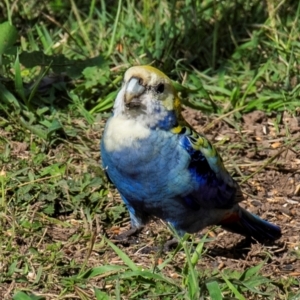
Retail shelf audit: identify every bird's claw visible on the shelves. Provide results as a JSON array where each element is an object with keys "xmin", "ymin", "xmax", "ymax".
[{"xmin": 113, "ymin": 226, "xmax": 144, "ymax": 241}]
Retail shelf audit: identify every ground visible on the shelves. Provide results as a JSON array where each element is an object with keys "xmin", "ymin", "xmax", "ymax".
[
  {"xmin": 1, "ymin": 1, "xmax": 300, "ymax": 298},
  {"xmin": 1, "ymin": 107, "xmax": 300, "ymax": 299}
]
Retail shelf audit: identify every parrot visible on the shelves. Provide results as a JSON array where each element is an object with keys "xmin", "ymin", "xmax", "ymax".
[{"xmin": 100, "ymin": 65, "xmax": 281, "ymax": 242}]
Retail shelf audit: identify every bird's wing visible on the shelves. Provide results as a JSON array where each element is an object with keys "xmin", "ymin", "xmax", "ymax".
[{"xmin": 171, "ymin": 125, "xmax": 243, "ymax": 209}]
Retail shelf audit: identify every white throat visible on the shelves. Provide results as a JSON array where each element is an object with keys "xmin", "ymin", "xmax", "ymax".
[{"xmin": 104, "ymin": 115, "xmax": 151, "ymax": 152}]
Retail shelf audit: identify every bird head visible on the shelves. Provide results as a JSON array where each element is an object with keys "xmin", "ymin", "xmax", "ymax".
[{"xmin": 113, "ymin": 65, "xmax": 182, "ymax": 130}]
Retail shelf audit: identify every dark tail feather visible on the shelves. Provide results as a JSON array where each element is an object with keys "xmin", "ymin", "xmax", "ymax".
[{"xmin": 220, "ymin": 208, "xmax": 281, "ymax": 242}]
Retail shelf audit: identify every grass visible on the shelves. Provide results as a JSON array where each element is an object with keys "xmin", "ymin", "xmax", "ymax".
[{"xmin": 0, "ymin": 0, "xmax": 300, "ymax": 298}]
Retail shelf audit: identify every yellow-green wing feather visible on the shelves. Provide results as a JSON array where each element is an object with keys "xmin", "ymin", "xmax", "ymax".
[{"xmin": 172, "ymin": 125, "xmax": 235, "ymax": 187}]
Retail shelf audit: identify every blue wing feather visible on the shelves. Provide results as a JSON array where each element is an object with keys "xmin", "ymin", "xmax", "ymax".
[{"xmin": 176, "ymin": 126, "xmax": 239, "ymax": 209}]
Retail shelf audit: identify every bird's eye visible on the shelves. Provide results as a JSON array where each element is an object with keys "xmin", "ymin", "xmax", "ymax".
[{"xmin": 156, "ymin": 83, "xmax": 165, "ymax": 94}]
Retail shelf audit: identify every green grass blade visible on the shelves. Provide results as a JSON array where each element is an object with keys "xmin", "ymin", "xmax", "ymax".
[
  {"xmin": 0, "ymin": 82, "xmax": 21, "ymax": 111},
  {"xmin": 107, "ymin": 0, "xmax": 122, "ymax": 57},
  {"xmin": 14, "ymin": 53, "xmax": 27, "ymax": 104},
  {"xmin": 105, "ymin": 237, "xmax": 139, "ymax": 271},
  {"xmin": 222, "ymin": 274, "xmax": 246, "ymax": 300}
]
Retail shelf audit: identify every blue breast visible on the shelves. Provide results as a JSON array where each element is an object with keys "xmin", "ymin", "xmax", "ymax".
[{"xmin": 101, "ymin": 128, "xmax": 194, "ymax": 205}]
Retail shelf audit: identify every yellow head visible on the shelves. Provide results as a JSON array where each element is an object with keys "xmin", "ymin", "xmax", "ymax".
[{"xmin": 113, "ymin": 65, "xmax": 181, "ymax": 129}]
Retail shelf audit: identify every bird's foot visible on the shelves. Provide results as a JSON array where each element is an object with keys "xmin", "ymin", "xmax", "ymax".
[
  {"xmin": 113, "ymin": 226, "xmax": 144, "ymax": 243},
  {"xmin": 163, "ymin": 238, "xmax": 179, "ymax": 251}
]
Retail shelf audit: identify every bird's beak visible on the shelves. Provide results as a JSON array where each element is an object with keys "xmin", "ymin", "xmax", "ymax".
[{"xmin": 124, "ymin": 77, "xmax": 146, "ymax": 106}]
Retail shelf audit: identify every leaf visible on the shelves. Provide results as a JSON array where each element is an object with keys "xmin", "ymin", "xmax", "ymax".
[
  {"xmin": 13, "ymin": 292, "xmax": 33, "ymax": 300},
  {"xmin": 83, "ymin": 66, "xmax": 110, "ymax": 86},
  {"xmin": 0, "ymin": 21, "xmax": 18, "ymax": 54},
  {"xmin": 68, "ymin": 91, "xmax": 95, "ymax": 123},
  {"xmin": 19, "ymin": 117, "xmax": 48, "ymax": 140},
  {"xmin": 8, "ymin": 261, "xmax": 18, "ymax": 276},
  {"xmin": 206, "ymin": 281, "xmax": 223, "ymax": 300},
  {"xmin": 19, "ymin": 51, "xmax": 106, "ymax": 78},
  {"xmin": 79, "ymin": 265, "xmax": 125, "ymax": 279},
  {"xmin": 239, "ymin": 262, "xmax": 264, "ymax": 281},
  {"xmin": 46, "ymin": 119, "xmax": 63, "ymax": 134},
  {"xmin": 13, "ymin": 291, "xmax": 45, "ymax": 300},
  {"xmin": 94, "ymin": 288, "xmax": 110, "ymax": 300},
  {"xmin": 116, "ymin": 270, "xmax": 177, "ymax": 286}
]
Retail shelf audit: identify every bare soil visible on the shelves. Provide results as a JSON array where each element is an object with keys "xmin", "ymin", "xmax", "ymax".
[{"xmin": 1, "ymin": 108, "xmax": 300, "ymax": 298}]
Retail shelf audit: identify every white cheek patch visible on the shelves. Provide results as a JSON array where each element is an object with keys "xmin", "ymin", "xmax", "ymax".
[{"xmin": 104, "ymin": 116, "xmax": 151, "ymax": 152}]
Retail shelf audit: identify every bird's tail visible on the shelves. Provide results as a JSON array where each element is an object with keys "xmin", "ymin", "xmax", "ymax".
[{"xmin": 219, "ymin": 207, "xmax": 281, "ymax": 242}]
